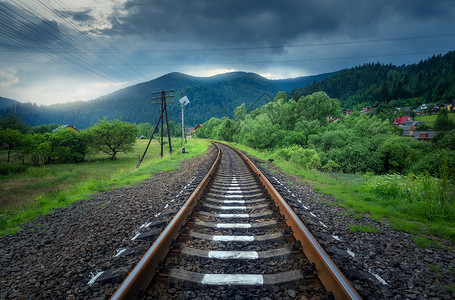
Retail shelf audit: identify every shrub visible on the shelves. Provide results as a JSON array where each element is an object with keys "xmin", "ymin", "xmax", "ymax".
[
  {"xmin": 0, "ymin": 163, "xmax": 27, "ymax": 176},
  {"xmin": 364, "ymin": 173, "xmax": 455, "ymax": 221},
  {"xmin": 274, "ymin": 146, "xmax": 321, "ymax": 169}
]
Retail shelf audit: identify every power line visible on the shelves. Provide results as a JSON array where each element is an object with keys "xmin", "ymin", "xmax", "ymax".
[
  {"xmin": 1, "ymin": 0, "xmax": 148, "ymax": 83},
  {"xmin": 1, "ymin": 32, "xmax": 455, "ymax": 54},
  {"xmin": 1, "ymin": 49, "xmax": 452, "ymax": 66},
  {"xmin": 2, "ymin": 1, "xmax": 122, "ymax": 82}
]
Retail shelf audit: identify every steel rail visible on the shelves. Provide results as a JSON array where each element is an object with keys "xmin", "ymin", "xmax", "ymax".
[
  {"xmin": 110, "ymin": 143, "xmax": 221, "ymax": 299},
  {"xmin": 224, "ymin": 143, "xmax": 361, "ymax": 300}
]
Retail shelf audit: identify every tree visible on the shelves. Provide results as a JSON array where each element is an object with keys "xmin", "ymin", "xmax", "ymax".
[
  {"xmin": 438, "ymin": 129, "xmax": 455, "ymax": 150},
  {"xmin": 136, "ymin": 123, "xmax": 154, "ymax": 138},
  {"xmin": 0, "ymin": 128, "xmax": 25, "ymax": 162},
  {"xmin": 0, "ymin": 114, "xmax": 28, "ymax": 133},
  {"xmin": 434, "ymin": 109, "xmax": 455, "ymax": 132},
  {"xmin": 86, "ymin": 119, "xmax": 138, "ymax": 160},
  {"xmin": 296, "ymin": 92, "xmax": 341, "ymax": 124},
  {"xmin": 49, "ymin": 130, "xmax": 88, "ymax": 163}
]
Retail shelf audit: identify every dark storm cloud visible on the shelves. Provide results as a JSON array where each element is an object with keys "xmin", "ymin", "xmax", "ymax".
[
  {"xmin": 0, "ymin": 2, "xmax": 62, "ymax": 50},
  {"xmin": 105, "ymin": 0, "xmax": 455, "ymax": 49}
]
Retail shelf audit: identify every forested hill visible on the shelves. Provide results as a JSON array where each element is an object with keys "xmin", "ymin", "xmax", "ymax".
[
  {"xmin": 0, "ymin": 96, "xmax": 19, "ymax": 110},
  {"xmin": 0, "ymin": 71, "xmax": 330, "ymax": 128},
  {"xmin": 297, "ymin": 51, "xmax": 455, "ymax": 109}
]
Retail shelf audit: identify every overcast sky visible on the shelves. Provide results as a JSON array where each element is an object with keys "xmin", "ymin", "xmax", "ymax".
[{"xmin": 1, "ymin": 0, "xmax": 454, "ymax": 105}]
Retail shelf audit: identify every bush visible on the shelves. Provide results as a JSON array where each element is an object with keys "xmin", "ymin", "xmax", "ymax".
[
  {"xmin": 49, "ymin": 130, "xmax": 88, "ymax": 163},
  {"xmin": 274, "ymin": 146, "xmax": 321, "ymax": 169},
  {"xmin": 0, "ymin": 163, "xmax": 27, "ymax": 176},
  {"xmin": 364, "ymin": 173, "xmax": 455, "ymax": 221}
]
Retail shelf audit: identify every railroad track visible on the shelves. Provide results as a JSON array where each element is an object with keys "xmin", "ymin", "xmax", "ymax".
[{"xmin": 111, "ymin": 143, "xmax": 361, "ymax": 299}]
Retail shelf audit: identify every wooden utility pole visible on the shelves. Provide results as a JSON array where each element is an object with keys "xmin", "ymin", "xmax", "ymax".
[
  {"xmin": 152, "ymin": 90, "xmax": 174, "ymax": 158},
  {"xmin": 136, "ymin": 90, "xmax": 173, "ymax": 168}
]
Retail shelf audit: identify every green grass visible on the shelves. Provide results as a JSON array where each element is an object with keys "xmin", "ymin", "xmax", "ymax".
[
  {"xmin": 224, "ymin": 141, "xmax": 455, "ymax": 246},
  {"xmin": 348, "ymin": 224, "xmax": 380, "ymax": 233},
  {"xmin": 415, "ymin": 111, "xmax": 455, "ymax": 127},
  {"xmin": 0, "ymin": 138, "xmax": 211, "ymax": 235}
]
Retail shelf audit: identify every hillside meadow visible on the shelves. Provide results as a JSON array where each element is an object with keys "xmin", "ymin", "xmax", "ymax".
[
  {"xmin": 415, "ymin": 113, "xmax": 455, "ymax": 128},
  {"xmin": 0, "ymin": 138, "xmax": 211, "ymax": 235}
]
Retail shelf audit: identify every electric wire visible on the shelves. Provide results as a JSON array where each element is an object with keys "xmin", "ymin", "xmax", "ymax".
[
  {"xmin": 33, "ymin": 0, "xmax": 148, "ymax": 81},
  {"xmin": 1, "ymin": 1, "xmax": 121, "ymax": 82}
]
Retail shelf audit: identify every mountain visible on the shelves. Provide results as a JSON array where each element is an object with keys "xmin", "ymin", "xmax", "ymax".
[
  {"xmin": 272, "ymin": 71, "xmax": 338, "ymax": 92},
  {"xmin": 0, "ymin": 96, "xmax": 20, "ymax": 110},
  {"xmin": 0, "ymin": 71, "xmax": 326, "ymax": 128},
  {"xmin": 297, "ymin": 51, "xmax": 455, "ymax": 109}
]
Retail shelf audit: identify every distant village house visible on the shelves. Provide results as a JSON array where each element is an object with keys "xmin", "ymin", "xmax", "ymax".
[
  {"xmin": 392, "ymin": 116, "xmax": 436, "ymax": 141},
  {"xmin": 343, "ymin": 109, "xmax": 353, "ymax": 116},
  {"xmin": 394, "ymin": 107, "xmax": 412, "ymax": 114},
  {"xmin": 447, "ymin": 99, "xmax": 455, "ymax": 112},
  {"xmin": 361, "ymin": 106, "xmax": 372, "ymax": 114}
]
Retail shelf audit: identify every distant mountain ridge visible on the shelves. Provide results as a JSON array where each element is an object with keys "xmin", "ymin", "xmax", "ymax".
[{"xmin": 0, "ymin": 71, "xmax": 331, "ymax": 128}]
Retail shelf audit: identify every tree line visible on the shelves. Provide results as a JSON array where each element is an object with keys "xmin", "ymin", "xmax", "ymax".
[
  {"xmin": 198, "ymin": 91, "xmax": 455, "ymax": 179},
  {"xmin": 0, "ymin": 115, "xmax": 183, "ymax": 175},
  {"xmin": 295, "ymin": 51, "xmax": 455, "ymax": 110}
]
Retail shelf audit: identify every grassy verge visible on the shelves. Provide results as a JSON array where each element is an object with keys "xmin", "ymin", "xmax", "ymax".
[
  {"xmin": 225, "ymin": 142, "xmax": 455, "ymax": 246},
  {"xmin": 415, "ymin": 111, "xmax": 455, "ymax": 127},
  {"xmin": 0, "ymin": 138, "xmax": 211, "ymax": 235}
]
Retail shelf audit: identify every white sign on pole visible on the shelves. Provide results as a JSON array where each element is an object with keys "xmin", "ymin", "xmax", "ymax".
[
  {"xmin": 179, "ymin": 96, "xmax": 190, "ymax": 106},
  {"xmin": 180, "ymin": 96, "xmax": 190, "ymax": 153}
]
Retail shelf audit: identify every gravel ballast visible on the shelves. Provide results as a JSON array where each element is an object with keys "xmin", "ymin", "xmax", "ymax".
[
  {"xmin": 0, "ymin": 146, "xmax": 217, "ymax": 299},
  {"xmin": 1, "ymin": 145, "xmax": 454, "ymax": 299},
  {"xmin": 247, "ymin": 154, "xmax": 455, "ymax": 300}
]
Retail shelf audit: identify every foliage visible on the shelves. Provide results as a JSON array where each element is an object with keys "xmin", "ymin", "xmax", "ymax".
[
  {"xmin": 199, "ymin": 90, "xmax": 454, "ymax": 180},
  {"xmin": 86, "ymin": 118, "xmax": 138, "ymax": 160},
  {"xmin": 0, "ymin": 163, "xmax": 27, "ymax": 176},
  {"xmin": 0, "ymin": 114, "xmax": 28, "ymax": 133},
  {"xmin": 437, "ymin": 130, "xmax": 455, "ymax": 150},
  {"xmin": 0, "ymin": 128, "xmax": 25, "ymax": 163},
  {"xmin": 434, "ymin": 109, "xmax": 455, "ymax": 132},
  {"xmin": 297, "ymin": 51, "xmax": 455, "ymax": 108},
  {"xmin": 29, "ymin": 123, "xmax": 60, "ymax": 134},
  {"xmin": 47, "ymin": 130, "xmax": 88, "ymax": 163},
  {"xmin": 273, "ymin": 146, "xmax": 321, "ymax": 169},
  {"xmin": 364, "ymin": 173, "xmax": 455, "ymax": 221}
]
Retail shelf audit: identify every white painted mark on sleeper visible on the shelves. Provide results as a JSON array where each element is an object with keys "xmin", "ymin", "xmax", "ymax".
[
  {"xmin": 131, "ymin": 232, "xmax": 141, "ymax": 241},
  {"xmin": 219, "ymin": 214, "xmax": 250, "ymax": 218},
  {"xmin": 212, "ymin": 235, "xmax": 254, "ymax": 242},
  {"xmin": 208, "ymin": 251, "xmax": 259, "ymax": 260},
  {"xmin": 201, "ymin": 274, "xmax": 263, "ymax": 285},
  {"xmin": 221, "ymin": 206, "xmax": 247, "ymax": 210},
  {"xmin": 369, "ymin": 269, "xmax": 388, "ymax": 285},
  {"xmin": 217, "ymin": 223, "xmax": 252, "ymax": 229},
  {"xmin": 114, "ymin": 248, "xmax": 128, "ymax": 257},
  {"xmin": 223, "ymin": 200, "xmax": 245, "ymax": 204},
  {"xmin": 87, "ymin": 271, "xmax": 104, "ymax": 286}
]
